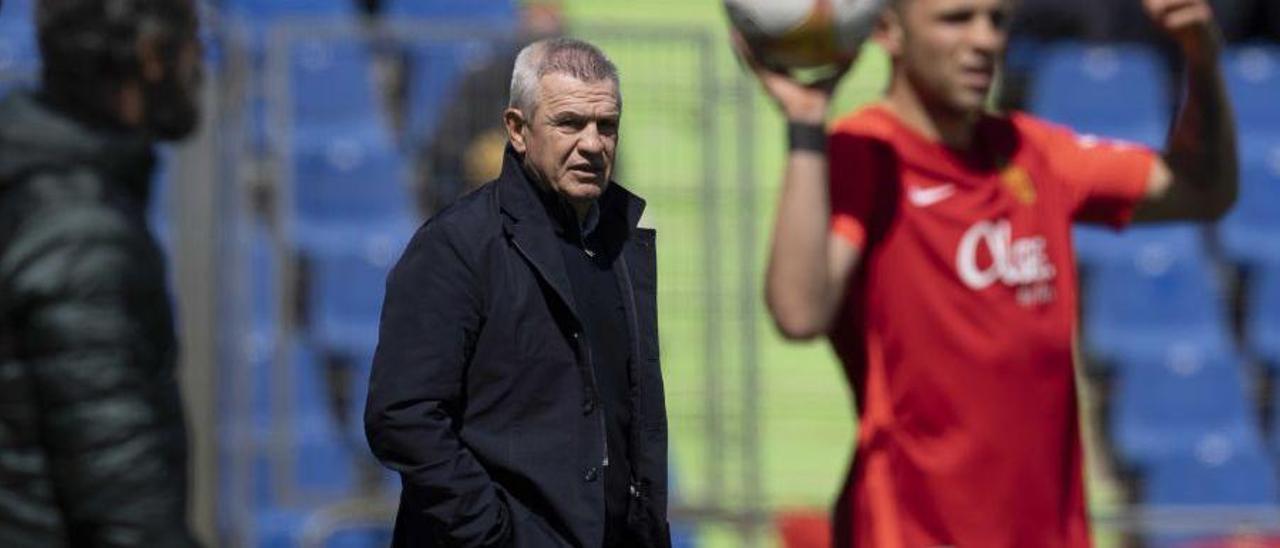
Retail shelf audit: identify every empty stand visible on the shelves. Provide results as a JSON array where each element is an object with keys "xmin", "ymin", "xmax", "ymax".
[
  {"xmin": 1030, "ymin": 43, "xmax": 1170, "ymax": 146},
  {"xmin": 1080, "ymin": 231, "xmax": 1230, "ymax": 362},
  {"xmin": 1247, "ymin": 261, "xmax": 1280, "ymax": 366},
  {"xmin": 1219, "ymin": 141, "xmax": 1280, "ymax": 265}
]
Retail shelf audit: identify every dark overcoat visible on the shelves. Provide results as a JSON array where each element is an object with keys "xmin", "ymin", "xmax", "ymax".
[{"xmin": 366, "ymin": 148, "xmax": 669, "ymax": 547}]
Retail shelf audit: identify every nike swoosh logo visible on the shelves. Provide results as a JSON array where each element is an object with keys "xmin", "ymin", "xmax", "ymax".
[{"xmin": 907, "ymin": 184, "xmax": 957, "ymax": 207}]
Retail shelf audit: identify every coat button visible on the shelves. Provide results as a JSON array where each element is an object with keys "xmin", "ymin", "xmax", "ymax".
[
  {"xmin": 584, "ymin": 467, "xmax": 599, "ymax": 482},
  {"xmin": 582, "ymin": 400, "xmax": 595, "ymax": 415}
]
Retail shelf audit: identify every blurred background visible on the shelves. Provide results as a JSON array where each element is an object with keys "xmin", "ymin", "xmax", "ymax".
[{"xmin": 1, "ymin": 0, "xmax": 1278, "ymax": 546}]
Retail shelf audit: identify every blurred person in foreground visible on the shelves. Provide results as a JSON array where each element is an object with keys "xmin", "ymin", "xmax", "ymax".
[
  {"xmin": 740, "ymin": 0, "xmax": 1237, "ymax": 545},
  {"xmin": 366, "ymin": 37, "xmax": 670, "ymax": 547},
  {"xmin": 0, "ymin": 0, "xmax": 203, "ymax": 545},
  {"xmin": 414, "ymin": 0, "xmax": 566, "ymax": 217}
]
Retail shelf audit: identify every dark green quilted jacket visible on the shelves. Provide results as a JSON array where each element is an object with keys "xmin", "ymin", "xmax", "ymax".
[{"xmin": 0, "ymin": 91, "xmax": 197, "ymax": 547}]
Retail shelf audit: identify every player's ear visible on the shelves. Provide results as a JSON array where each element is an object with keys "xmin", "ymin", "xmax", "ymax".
[
  {"xmin": 504, "ymin": 108, "xmax": 528, "ymax": 153},
  {"xmin": 872, "ymin": 7, "xmax": 904, "ymax": 56}
]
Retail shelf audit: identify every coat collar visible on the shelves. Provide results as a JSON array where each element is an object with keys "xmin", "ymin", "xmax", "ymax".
[
  {"xmin": 495, "ymin": 145, "xmax": 646, "ymax": 233},
  {"xmin": 495, "ymin": 145, "xmax": 647, "ymax": 328}
]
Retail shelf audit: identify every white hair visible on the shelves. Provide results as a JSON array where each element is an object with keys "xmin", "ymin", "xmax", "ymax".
[{"xmin": 508, "ymin": 37, "xmax": 621, "ymax": 115}]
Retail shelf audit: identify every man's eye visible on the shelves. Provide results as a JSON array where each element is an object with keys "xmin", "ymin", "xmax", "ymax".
[
  {"xmin": 989, "ymin": 10, "xmax": 1008, "ymax": 30},
  {"xmin": 556, "ymin": 118, "xmax": 585, "ymax": 129}
]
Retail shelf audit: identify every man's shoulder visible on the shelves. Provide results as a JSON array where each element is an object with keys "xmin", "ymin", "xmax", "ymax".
[
  {"xmin": 2, "ymin": 168, "xmax": 138, "ymax": 248},
  {"xmin": 830, "ymin": 104, "xmax": 900, "ymax": 140},
  {"xmin": 1001, "ymin": 110, "xmax": 1076, "ymax": 144},
  {"xmin": 411, "ymin": 181, "xmax": 503, "ymax": 249},
  {"xmin": 0, "ymin": 172, "xmax": 151, "ymax": 302}
]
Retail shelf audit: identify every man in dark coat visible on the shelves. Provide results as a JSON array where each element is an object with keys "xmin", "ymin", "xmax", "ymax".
[
  {"xmin": 0, "ymin": 0, "xmax": 203, "ymax": 546},
  {"xmin": 366, "ymin": 37, "xmax": 670, "ymax": 547}
]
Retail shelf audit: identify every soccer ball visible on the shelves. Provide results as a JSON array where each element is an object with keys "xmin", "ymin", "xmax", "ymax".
[{"xmin": 725, "ymin": 0, "xmax": 888, "ymax": 69}]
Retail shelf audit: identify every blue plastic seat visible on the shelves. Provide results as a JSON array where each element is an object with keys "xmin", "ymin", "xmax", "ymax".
[
  {"xmin": 239, "ymin": 338, "xmax": 356, "ymax": 505},
  {"xmin": 1225, "ymin": 45, "xmax": 1280, "ymax": 140},
  {"xmin": 1142, "ymin": 448, "xmax": 1278, "ymax": 506},
  {"xmin": 224, "ymin": 0, "xmax": 356, "ymax": 21},
  {"xmin": 403, "ymin": 38, "xmax": 508, "ymax": 143},
  {"xmin": 1219, "ymin": 142, "xmax": 1280, "ymax": 266},
  {"xmin": 251, "ymin": 507, "xmax": 392, "ymax": 548},
  {"xmin": 1110, "ymin": 349, "xmax": 1261, "ymax": 469},
  {"xmin": 1073, "ymin": 224, "xmax": 1205, "ymax": 272},
  {"xmin": 382, "ymin": 0, "xmax": 517, "ymax": 20},
  {"xmin": 1080, "ymin": 236, "xmax": 1230, "ymax": 361},
  {"xmin": 288, "ymin": 123, "xmax": 417, "ymax": 251},
  {"xmin": 287, "ymin": 38, "xmax": 382, "ymax": 127},
  {"xmin": 1248, "ymin": 262, "xmax": 1280, "ymax": 367},
  {"xmin": 1029, "ymin": 43, "xmax": 1170, "ymax": 146},
  {"xmin": 0, "ymin": 0, "xmax": 38, "ymax": 79},
  {"xmin": 247, "ymin": 338, "xmax": 335, "ymax": 430},
  {"xmin": 246, "ymin": 223, "xmax": 280, "ymax": 332},
  {"xmin": 307, "ymin": 246, "xmax": 400, "ymax": 356}
]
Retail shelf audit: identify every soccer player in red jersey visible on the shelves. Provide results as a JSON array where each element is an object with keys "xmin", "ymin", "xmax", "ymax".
[{"xmin": 739, "ymin": 0, "xmax": 1238, "ymax": 545}]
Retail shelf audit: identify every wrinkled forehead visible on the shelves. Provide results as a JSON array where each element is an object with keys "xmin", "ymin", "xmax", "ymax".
[{"xmin": 538, "ymin": 73, "xmax": 621, "ymax": 114}]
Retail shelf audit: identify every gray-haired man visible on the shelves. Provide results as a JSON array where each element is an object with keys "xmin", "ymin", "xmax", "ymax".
[{"xmin": 366, "ymin": 38, "xmax": 671, "ymax": 547}]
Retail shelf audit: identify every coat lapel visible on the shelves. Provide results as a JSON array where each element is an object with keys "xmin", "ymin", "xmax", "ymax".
[
  {"xmin": 506, "ymin": 217, "xmax": 581, "ymax": 326},
  {"xmin": 495, "ymin": 148, "xmax": 581, "ymax": 326}
]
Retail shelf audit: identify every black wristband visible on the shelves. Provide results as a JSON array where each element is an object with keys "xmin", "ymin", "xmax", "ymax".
[{"xmin": 787, "ymin": 121, "xmax": 827, "ymax": 153}]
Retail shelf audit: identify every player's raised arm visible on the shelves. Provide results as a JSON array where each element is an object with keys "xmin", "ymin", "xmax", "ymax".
[
  {"xmin": 1134, "ymin": 0, "xmax": 1239, "ymax": 222},
  {"xmin": 734, "ymin": 38, "xmax": 861, "ymax": 340}
]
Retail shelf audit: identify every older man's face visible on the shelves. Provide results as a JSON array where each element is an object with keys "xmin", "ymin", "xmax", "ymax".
[{"xmin": 511, "ymin": 73, "xmax": 620, "ymax": 206}]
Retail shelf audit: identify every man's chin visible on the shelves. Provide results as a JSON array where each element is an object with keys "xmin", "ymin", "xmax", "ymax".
[{"xmin": 565, "ymin": 180, "xmax": 606, "ymax": 200}]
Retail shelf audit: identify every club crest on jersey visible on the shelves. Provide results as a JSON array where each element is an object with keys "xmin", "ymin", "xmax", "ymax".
[
  {"xmin": 956, "ymin": 219, "xmax": 1057, "ymax": 306},
  {"xmin": 1000, "ymin": 165, "xmax": 1036, "ymax": 205}
]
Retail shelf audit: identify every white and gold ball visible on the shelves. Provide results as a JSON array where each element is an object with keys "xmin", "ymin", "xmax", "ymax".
[{"xmin": 725, "ymin": 0, "xmax": 887, "ymax": 68}]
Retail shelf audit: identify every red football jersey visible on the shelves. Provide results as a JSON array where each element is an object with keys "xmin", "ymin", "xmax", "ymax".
[{"xmin": 826, "ymin": 105, "xmax": 1156, "ymax": 547}]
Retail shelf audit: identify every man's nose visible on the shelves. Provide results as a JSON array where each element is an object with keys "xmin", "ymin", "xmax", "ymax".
[
  {"xmin": 577, "ymin": 123, "xmax": 606, "ymax": 155},
  {"xmin": 970, "ymin": 15, "xmax": 1004, "ymax": 53}
]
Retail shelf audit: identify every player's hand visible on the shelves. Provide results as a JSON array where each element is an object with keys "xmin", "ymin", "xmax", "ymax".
[
  {"xmin": 1142, "ymin": 0, "xmax": 1221, "ymax": 63},
  {"xmin": 731, "ymin": 31, "xmax": 852, "ymax": 125}
]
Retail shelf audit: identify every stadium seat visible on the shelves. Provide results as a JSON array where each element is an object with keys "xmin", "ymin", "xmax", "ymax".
[
  {"xmin": 1247, "ymin": 262, "xmax": 1280, "ymax": 367},
  {"xmin": 1110, "ymin": 349, "xmax": 1261, "ymax": 469},
  {"xmin": 248, "ymin": 505, "xmax": 392, "ymax": 548},
  {"xmin": 242, "ymin": 338, "xmax": 356, "ymax": 505},
  {"xmin": 1218, "ymin": 142, "xmax": 1280, "ymax": 266},
  {"xmin": 1080, "ymin": 235, "xmax": 1230, "ymax": 362},
  {"xmin": 0, "ymin": 0, "xmax": 38, "ymax": 80},
  {"xmin": 287, "ymin": 38, "xmax": 381, "ymax": 127},
  {"xmin": 247, "ymin": 413, "xmax": 357, "ymax": 508},
  {"xmin": 306, "ymin": 245, "xmax": 399, "ymax": 356},
  {"xmin": 248, "ymin": 338, "xmax": 337, "ymax": 430},
  {"xmin": 403, "ymin": 38, "xmax": 506, "ymax": 143},
  {"xmin": 288, "ymin": 122, "xmax": 418, "ymax": 251},
  {"xmin": 1029, "ymin": 43, "xmax": 1170, "ymax": 146},
  {"xmin": 1225, "ymin": 45, "xmax": 1280, "ymax": 141},
  {"xmin": 246, "ymin": 222, "xmax": 280, "ymax": 332},
  {"xmin": 382, "ymin": 0, "xmax": 517, "ymax": 20},
  {"xmin": 1073, "ymin": 224, "xmax": 1205, "ymax": 271},
  {"xmin": 1142, "ymin": 448, "xmax": 1278, "ymax": 506},
  {"xmin": 224, "ymin": 0, "xmax": 356, "ymax": 21}
]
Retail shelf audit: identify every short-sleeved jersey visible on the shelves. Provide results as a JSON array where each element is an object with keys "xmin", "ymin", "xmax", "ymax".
[{"xmin": 826, "ymin": 105, "xmax": 1156, "ymax": 547}]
